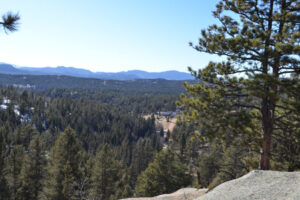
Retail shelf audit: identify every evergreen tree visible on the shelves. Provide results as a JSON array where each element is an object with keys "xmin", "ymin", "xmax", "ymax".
[
  {"xmin": 76, "ymin": 152, "xmax": 94, "ymax": 200},
  {"xmin": 0, "ymin": 128, "xmax": 10, "ymax": 199},
  {"xmin": 89, "ymin": 144, "xmax": 121, "ymax": 200},
  {"xmin": 208, "ymin": 144, "xmax": 253, "ymax": 189},
  {"xmin": 131, "ymin": 138, "xmax": 154, "ymax": 180},
  {"xmin": 18, "ymin": 135, "xmax": 46, "ymax": 200},
  {"xmin": 121, "ymin": 184, "xmax": 133, "ymax": 199},
  {"xmin": 111, "ymin": 169, "xmax": 133, "ymax": 200},
  {"xmin": 119, "ymin": 134, "xmax": 132, "ymax": 166},
  {"xmin": 6, "ymin": 145, "xmax": 25, "ymax": 200},
  {"xmin": 42, "ymin": 127, "xmax": 81, "ymax": 200},
  {"xmin": 271, "ymin": 87, "xmax": 300, "ymax": 171},
  {"xmin": 179, "ymin": 0, "xmax": 300, "ymax": 170},
  {"xmin": 19, "ymin": 124, "xmax": 38, "ymax": 149},
  {"xmin": 197, "ymin": 144, "xmax": 223, "ymax": 188},
  {"xmin": 61, "ymin": 161, "xmax": 77, "ymax": 200},
  {"xmin": 135, "ymin": 149, "xmax": 191, "ymax": 197}
]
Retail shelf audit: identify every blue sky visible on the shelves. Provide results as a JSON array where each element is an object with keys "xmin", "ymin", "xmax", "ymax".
[{"xmin": 0, "ymin": 0, "xmax": 221, "ymax": 72}]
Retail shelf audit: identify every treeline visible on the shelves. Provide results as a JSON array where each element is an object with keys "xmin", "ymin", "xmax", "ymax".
[
  {"xmin": 0, "ymin": 87, "xmax": 191, "ymax": 199},
  {"xmin": 0, "ymin": 74, "xmax": 190, "ymax": 95}
]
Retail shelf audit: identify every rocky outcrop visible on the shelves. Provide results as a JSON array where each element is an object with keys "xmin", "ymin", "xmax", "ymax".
[
  {"xmin": 123, "ymin": 170, "xmax": 300, "ymax": 200},
  {"xmin": 197, "ymin": 170, "xmax": 300, "ymax": 200},
  {"xmin": 122, "ymin": 188, "xmax": 208, "ymax": 200}
]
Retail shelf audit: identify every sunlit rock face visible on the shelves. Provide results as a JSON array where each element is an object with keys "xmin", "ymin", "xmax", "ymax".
[{"xmin": 197, "ymin": 170, "xmax": 300, "ymax": 200}]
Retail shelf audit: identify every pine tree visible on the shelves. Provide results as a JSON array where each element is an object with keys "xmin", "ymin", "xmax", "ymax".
[
  {"xmin": 76, "ymin": 152, "xmax": 94, "ymax": 200},
  {"xmin": 111, "ymin": 169, "xmax": 133, "ymax": 200},
  {"xmin": 89, "ymin": 144, "xmax": 121, "ymax": 200},
  {"xmin": 18, "ymin": 135, "xmax": 46, "ymax": 200},
  {"xmin": 121, "ymin": 184, "xmax": 133, "ymax": 199},
  {"xmin": 61, "ymin": 161, "xmax": 76, "ymax": 200},
  {"xmin": 120, "ymin": 134, "xmax": 132, "ymax": 166},
  {"xmin": 131, "ymin": 138, "xmax": 154, "ymax": 180},
  {"xmin": 179, "ymin": 0, "xmax": 299, "ymax": 170},
  {"xmin": 42, "ymin": 127, "xmax": 81, "ymax": 200},
  {"xmin": 0, "ymin": 128, "xmax": 10, "ymax": 199},
  {"xmin": 135, "ymin": 149, "xmax": 191, "ymax": 197},
  {"xmin": 197, "ymin": 144, "xmax": 223, "ymax": 188},
  {"xmin": 6, "ymin": 145, "xmax": 24, "ymax": 200},
  {"xmin": 204, "ymin": 142, "xmax": 252, "ymax": 189},
  {"xmin": 271, "ymin": 84, "xmax": 300, "ymax": 171}
]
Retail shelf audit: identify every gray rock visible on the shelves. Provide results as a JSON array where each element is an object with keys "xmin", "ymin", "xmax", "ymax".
[
  {"xmin": 122, "ymin": 188, "xmax": 208, "ymax": 200},
  {"xmin": 197, "ymin": 170, "xmax": 300, "ymax": 200}
]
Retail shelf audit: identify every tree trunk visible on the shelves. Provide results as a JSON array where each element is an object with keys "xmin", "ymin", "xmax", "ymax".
[
  {"xmin": 196, "ymin": 170, "xmax": 201, "ymax": 186},
  {"xmin": 259, "ymin": 0, "xmax": 275, "ymax": 170},
  {"xmin": 260, "ymin": 97, "xmax": 274, "ymax": 170}
]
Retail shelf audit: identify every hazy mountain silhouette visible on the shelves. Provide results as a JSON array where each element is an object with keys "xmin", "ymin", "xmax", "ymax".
[{"xmin": 0, "ymin": 63, "xmax": 193, "ymax": 80}]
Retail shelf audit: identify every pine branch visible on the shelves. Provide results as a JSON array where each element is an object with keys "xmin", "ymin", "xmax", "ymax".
[{"xmin": 0, "ymin": 12, "xmax": 20, "ymax": 33}]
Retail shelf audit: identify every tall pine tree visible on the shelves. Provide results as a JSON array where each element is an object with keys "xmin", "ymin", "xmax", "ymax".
[
  {"xmin": 89, "ymin": 144, "xmax": 121, "ymax": 200},
  {"xmin": 180, "ymin": 0, "xmax": 299, "ymax": 170},
  {"xmin": 7, "ymin": 145, "xmax": 24, "ymax": 200},
  {"xmin": 135, "ymin": 149, "xmax": 191, "ymax": 197},
  {"xmin": 0, "ymin": 128, "xmax": 10, "ymax": 199},
  {"xmin": 18, "ymin": 135, "xmax": 46, "ymax": 200},
  {"xmin": 42, "ymin": 127, "xmax": 81, "ymax": 200}
]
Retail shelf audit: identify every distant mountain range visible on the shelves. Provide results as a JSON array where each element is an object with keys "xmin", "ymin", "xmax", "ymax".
[{"xmin": 0, "ymin": 63, "xmax": 193, "ymax": 80}]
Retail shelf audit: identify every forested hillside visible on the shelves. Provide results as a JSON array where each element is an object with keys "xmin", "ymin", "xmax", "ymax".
[
  {"xmin": 0, "ymin": 74, "xmax": 192, "ymax": 94},
  {"xmin": 0, "ymin": 86, "xmax": 191, "ymax": 199},
  {"xmin": 0, "ymin": 71, "xmax": 194, "ymax": 199}
]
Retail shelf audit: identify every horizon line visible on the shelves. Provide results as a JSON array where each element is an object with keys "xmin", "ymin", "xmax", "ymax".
[{"xmin": 0, "ymin": 62, "xmax": 191, "ymax": 74}]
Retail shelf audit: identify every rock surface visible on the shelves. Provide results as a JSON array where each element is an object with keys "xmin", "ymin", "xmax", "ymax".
[
  {"xmin": 122, "ymin": 188, "xmax": 208, "ymax": 200},
  {"xmin": 197, "ymin": 170, "xmax": 300, "ymax": 200}
]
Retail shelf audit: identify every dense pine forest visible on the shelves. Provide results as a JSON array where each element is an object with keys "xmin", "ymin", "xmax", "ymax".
[{"xmin": 0, "ymin": 85, "xmax": 184, "ymax": 199}]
